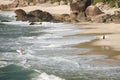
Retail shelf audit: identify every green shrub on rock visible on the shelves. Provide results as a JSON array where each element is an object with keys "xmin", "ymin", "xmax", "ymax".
[{"xmin": 92, "ymin": 0, "xmax": 115, "ymax": 7}]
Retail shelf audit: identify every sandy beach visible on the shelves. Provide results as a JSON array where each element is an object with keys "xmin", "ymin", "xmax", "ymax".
[
  {"xmin": 78, "ymin": 23, "xmax": 120, "ymax": 51},
  {"xmin": 12, "ymin": 4, "xmax": 70, "ymax": 15},
  {"xmin": 75, "ymin": 22, "xmax": 120, "ymax": 61}
]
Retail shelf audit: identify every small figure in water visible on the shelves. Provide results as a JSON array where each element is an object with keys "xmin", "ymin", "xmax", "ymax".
[
  {"xmin": 102, "ymin": 35, "xmax": 105, "ymax": 39},
  {"xmin": 16, "ymin": 48, "xmax": 23, "ymax": 56},
  {"xmin": 100, "ymin": 35, "xmax": 107, "ymax": 40}
]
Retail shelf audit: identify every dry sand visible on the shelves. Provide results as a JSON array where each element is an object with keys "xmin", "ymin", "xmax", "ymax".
[
  {"xmin": 12, "ymin": 4, "xmax": 70, "ymax": 15},
  {"xmin": 0, "ymin": 0, "xmax": 70, "ymax": 14}
]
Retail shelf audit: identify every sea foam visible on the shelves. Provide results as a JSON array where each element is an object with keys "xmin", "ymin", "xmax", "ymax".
[{"xmin": 33, "ymin": 72, "xmax": 65, "ymax": 80}]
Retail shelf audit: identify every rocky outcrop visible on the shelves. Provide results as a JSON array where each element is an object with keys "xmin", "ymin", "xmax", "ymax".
[
  {"xmin": 0, "ymin": 5, "xmax": 8, "ymax": 10},
  {"xmin": 90, "ymin": 10, "xmax": 120, "ymax": 23},
  {"xmin": 70, "ymin": 0, "xmax": 91, "ymax": 22},
  {"xmin": 85, "ymin": 5, "xmax": 104, "ymax": 18},
  {"xmin": 58, "ymin": 14, "xmax": 71, "ymax": 22},
  {"xmin": 115, "ymin": 0, "xmax": 120, "ymax": 8},
  {"xmin": 92, "ymin": 14, "xmax": 111, "ymax": 23},
  {"xmin": 15, "ymin": 9, "xmax": 54, "ymax": 22},
  {"xmin": 28, "ymin": 10, "xmax": 43, "ymax": 17},
  {"xmin": 110, "ymin": 11, "xmax": 120, "ymax": 23},
  {"xmin": 15, "ymin": 9, "xmax": 27, "ymax": 21},
  {"xmin": 0, "ymin": 0, "xmax": 34, "ymax": 10},
  {"xmin": 60, "ymin": 0, "xmax": 67, "ymax": 5}
]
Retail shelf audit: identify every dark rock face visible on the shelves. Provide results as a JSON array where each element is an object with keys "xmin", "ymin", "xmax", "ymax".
[
  {"xmin": 70, "ymin": 0, "xmax": 91, "ymax": 22},
  {"xmin": 85, "ymin": 0, "xmax": 91, "ymax": 9},
  {"xmin": 40, "ymin": 11, "xmax": 53, "ymax": 21},
  {"xmin": 28, "ymin": 10, "xmax": 53, "ymax": 22},
  {"xmin": 15, "ymin": 9, "xmax": 27, "ymax": 21},
  {"xmin": 70, "ymin": 0, "xmax": 91, "ymax": 12},
  {"xmin": 28, "ymin": 10, "xmax": 43, "ymax": 17},
  {"xmin": 15, "ymin": 9, "xmax": 54, "ymax": 22},
  {"xmin": 1, "ymin": 20, "xmax": 10, "ymax": 22}
]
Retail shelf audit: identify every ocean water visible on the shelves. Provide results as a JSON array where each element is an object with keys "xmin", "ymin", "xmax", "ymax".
[{"xmin": 0, "ymin": 11, "xmax": 120, "ymax": 80}]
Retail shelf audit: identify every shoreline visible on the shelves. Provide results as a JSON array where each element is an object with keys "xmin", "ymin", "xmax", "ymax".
[
  {"xmin": 77, "ymin": 22, "xmax": 120, "ymax": 51},
  {"xmin": 11, "ymin": 4, "xmax": 70, "ymax": 15},
  {"xmin": 1, "ymin": 1, "xmax": 120, "ymax": 59},
  {"xmin": 74, "ymin": 22, "xmax": 120, "ymax": 60}
]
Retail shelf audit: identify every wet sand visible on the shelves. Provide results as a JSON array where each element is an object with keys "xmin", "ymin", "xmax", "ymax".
[
  {"xmin": 77, "ymin": 23, "xmax": 120, "ymax": 52},
  {"xmin": 72, "ymin": 22, "xmax": 120, "ymax": 65}
]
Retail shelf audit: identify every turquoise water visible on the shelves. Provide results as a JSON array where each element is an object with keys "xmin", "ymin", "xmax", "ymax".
[{"xmin": 0, "ymin": 11, "xmax": 120, "ymax": 80}]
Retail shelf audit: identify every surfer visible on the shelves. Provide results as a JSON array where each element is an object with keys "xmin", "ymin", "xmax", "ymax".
[{"xmin": 16, "ymin": 48, "xmax": 23, "ymax": 56}]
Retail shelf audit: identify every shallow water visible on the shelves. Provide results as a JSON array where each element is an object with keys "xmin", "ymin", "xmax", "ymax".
[{"xmin": 0, "ymin": 11, "xmax": 120, "ymax": 80}]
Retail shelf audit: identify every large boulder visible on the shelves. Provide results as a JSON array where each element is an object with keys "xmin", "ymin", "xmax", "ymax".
[
  {"xmin": 28, "ymin": 10, "xmax": 43, "ymax": 17},
  {"xmin": 0, "ymin": 5, "xmax": 8, "ymax": 10},
  {"xmin": 15, "ymin": 9, "xmax": 54, "ymax": 22},
  {"xmin": 58, "ymin": 14, "xmax": 71, "ymax": 22},
  {"xmin": 85, "ymin": 5, "xmax": 104, "ymax": 18},
  {"xmin": 39, "ymin": 11, "xmax": 54, "ymax": 21},
  {"xmin": 93, "ymin": 14, "xmax": 112, "ymax": 23},
  {"xmin": 28, "ymin": 10, "xmax": 54, "ymax": 22},
  {"xmin": 92, "ymin": 11, "xmax": 120, "ymax": 23},
  {"xmin": 70, "ymin": 0, "xmax": 91, "ymax": 12},
  {"xmin": 15, "ymin": 9, "xmax": 27, "ymax": 21},
  {"xmin": 110, "ymin": 11, "xmax": 120, "ymax": 23},
  {"xmin": 70, "ymin": 0, "xmax": 91, "ymax": 22}
]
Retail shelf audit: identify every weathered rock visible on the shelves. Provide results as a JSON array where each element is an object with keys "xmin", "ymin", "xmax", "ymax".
[
  {"xmin": 110, "ymin": 13, "xmax": 120, "ymax": 23},
  {"xmin": 28, "ymin": 10, "xmax": 53, "ymax": 21},
  {"xmin": 1, "ymin": 20, "xmax": 10, "ymax": 22},
  {"xmin": 59, "ymin": 14, "xmax": 71, "ymax": 22},
  {"xmin": 85, "ymin": 5, "xmax": 104, "ymax": 18},
  {"xmin": 11, "ymin": 0, "xmax": 19, "ymax": 7},
  {"xmin": 93, "ymin": 14, "xmax": 112, "ymax": 23},
  {"xmin": 15, "ymin": 9, "xmax": 54, "ymax": 22},
  {"xmin": 15, "ymin": 9, "xmax": 27, "ymax": 21},
  {"xmin": 26, "ymin": 0, "xmax": 33, "ymax": 4},
  {"xmin": 60, "ymin": 0, "xmax": 67, "ymax": 5},
  {"xmin": 70, "ymin": 0, "xmax": 91, "ymax": 12},
  {"xmin": 28, "ymin": 10, "xmax": 43, "ymax": 17},
  {"xmin": 92, "ymin": 11, "xmax": 120, "ymax": 23},
  {"xmin": 37, "ymin": 0, "xmax": 46, "ymax": 4},
  {"xmin": 29, "ymin": 22, "xmax": 35, "ymax": 25},
  {"xmin": 115, "ymin": 0, "xmax": 120, "ymax": 8},
  {"xmin": 26, "ymin": 14, "xmax": 42, "ymax": 22},
  {"xmin": 70, "ymin": 13, "xmax": 78, "ymax": 22},
  {"xmin": 114, "ymin": 10, "xmax": 120, "ymax": 16},
  {"xmin": 70, "ymin": 0, "xmax": 91, "ymax": 22},
  {"xmin": 40, "ymin": 11, "xmax": 54, "ymax": 21},
  {"xmin": 0, "ymin": 5, "xmax": 8, "ymax": 10}
]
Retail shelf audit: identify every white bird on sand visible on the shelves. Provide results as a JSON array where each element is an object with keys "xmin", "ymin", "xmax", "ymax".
[{"xmin": 16, "ymin": 48, "xmax": 23, "ymax": 56}]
